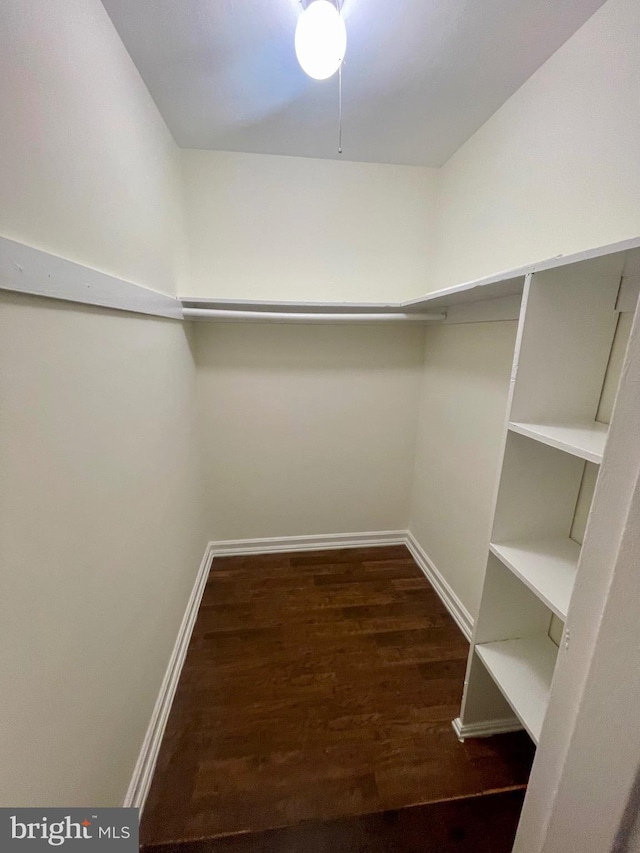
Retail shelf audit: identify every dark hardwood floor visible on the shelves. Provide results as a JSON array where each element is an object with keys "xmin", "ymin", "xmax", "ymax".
[{"xmin": 141, "ymin": 545, "xmax": 534, "ymax": 852}]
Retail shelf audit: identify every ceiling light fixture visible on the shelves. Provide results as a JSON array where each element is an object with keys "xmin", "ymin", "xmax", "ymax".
[{"xmin": 295, "ymin": 0, "xmax": 346, "ymax": 81}]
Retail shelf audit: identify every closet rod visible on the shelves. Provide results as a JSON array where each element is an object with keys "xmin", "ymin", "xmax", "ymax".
[{"xmin": 182, "ymin": 309, "xmax": 445, "ymax": 323}]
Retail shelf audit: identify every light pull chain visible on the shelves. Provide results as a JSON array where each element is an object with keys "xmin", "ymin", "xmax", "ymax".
[
  {"xmin": 336, "ymin": 0, "xmax": 343, "ymax": 155},
  {"xmin": 338, "ymin": 63, "xmax": 343, "ymax": 155}
]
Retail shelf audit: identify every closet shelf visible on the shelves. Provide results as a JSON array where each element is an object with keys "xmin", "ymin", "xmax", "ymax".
[
  {"xmin": 476, "ymin": 635, "xmax": 557, "ymax": 743},
  {"xmin": 489, "ymin": 538, "xmax": 580, "ymax": 620},
  {"xmin": 508, "ymin": 421, "xmax": 608, "ymax": 463}
]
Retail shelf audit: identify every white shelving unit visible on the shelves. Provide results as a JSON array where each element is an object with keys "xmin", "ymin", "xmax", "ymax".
[{"xmin": 454, "ymin": 250, "xmax": 636, "ymax": 746}]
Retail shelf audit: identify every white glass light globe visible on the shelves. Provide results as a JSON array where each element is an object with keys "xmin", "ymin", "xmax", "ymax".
[{"xmin": 295, "ymin": 0, "xmax": 346, "ymax": 81}]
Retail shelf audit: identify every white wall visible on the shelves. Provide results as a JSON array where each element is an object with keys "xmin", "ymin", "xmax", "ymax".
[
  {"xmin": 409, "ymin": 321, "xmax": 517, "ymax": 617},
  {"xmin": 432, "ymin": 0, "xmax": 640, "ymax": 292},
  {"xmin": 0, "ymin": 294, "xmax": 206, "ymax": 806},
  {"xmin": 0, "ymin": 0, "xmax": 206, "ymax": 807},
  {"xmin": 0, "ymin": 0, "xmax": 184, "ymax": 295},
  {"xmin": 194, "ymin": 323, "xmax": 425, "ymax": 539},
  {"xmin": 181, "ymin": 149, "xmax": 438, "ymax": 303}
]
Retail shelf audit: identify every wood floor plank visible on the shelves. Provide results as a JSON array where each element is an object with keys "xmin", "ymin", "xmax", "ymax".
[{"xmin": 141, "ymin": 545, "xmax": 534, "ymax": 849}]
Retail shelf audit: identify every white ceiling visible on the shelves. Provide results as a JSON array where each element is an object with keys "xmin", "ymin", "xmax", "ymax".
[{"xmin": 102, "ymin": 0, "xmax": 605, "ymax": 167}]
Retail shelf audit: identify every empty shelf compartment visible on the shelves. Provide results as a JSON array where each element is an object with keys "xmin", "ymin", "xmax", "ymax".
[{"xmin": 476, "ymin": 634, "xmax": 557, "ymax": 743}]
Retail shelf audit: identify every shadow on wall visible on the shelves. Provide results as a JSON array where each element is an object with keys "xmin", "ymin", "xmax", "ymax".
[{"xmin": 193, "ymin": 322, "xmax": 427, "ymax": 370}]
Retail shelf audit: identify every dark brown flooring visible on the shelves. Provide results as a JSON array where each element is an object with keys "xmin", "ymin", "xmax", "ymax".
[{"xmin": 141, "ymin": 545, "xmax": 534, "ymax": 851}]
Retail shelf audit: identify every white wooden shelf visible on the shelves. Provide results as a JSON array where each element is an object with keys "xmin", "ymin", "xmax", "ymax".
[
  {"xmin": 0, "ymin": 235, "xmax": 182, "ymax": 320},
  {"xmin": 476, "ymin": 635, "xmax": 557, "ymax": 743},
  {"xmin": 508, "ymin": 421, "xmax": 608, "ymax": 463},
  {"xmin": 403, "ymin": 276, "xmax": 525, "ymax": 310},
  {"xmin": 403, "ymin": 235, "xmax": 640, "ymax": 312},
  {"xmin": 489, "ymin": 538, "xmax": 580, "ymax": 620}
]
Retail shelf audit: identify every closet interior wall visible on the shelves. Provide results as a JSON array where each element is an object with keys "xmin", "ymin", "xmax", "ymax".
[
  {"xmin": 433, "ymin": 0, "xmax": 640, "ymax": 293},
  {"xmin": 0, "ymin": 295, "xmax": 208, "ymax": 807},
  {"xmin": 409, "ymin": 320, "xmax": 519, "ymax": 619},
  {"xmin": 180, "ymin": 149, "xmax": 439, "ymax": 304},
  {"xmin": 193, "ymin": 322, "xmax": 426, "ymax": 540},
  {"xmin": 0, "ymin": 0, "xmax": 207, "ymax": 808}
]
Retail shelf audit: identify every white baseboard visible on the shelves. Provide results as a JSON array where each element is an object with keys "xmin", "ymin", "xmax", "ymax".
[
  {"xmin": 452, "ymin": 717, "xmax": 523, "ymax": 741},
  {"xmin": 404, "ymin": 532, "xmax": 473, "ymax": 641},
  {"xmin": 209, "ymin": 530, "xmax": 407, "ymax": 557},
  {"xmin": 126, "ymin": 529, "xmax": 476, "ymax": 812},
  {"xmin": 122, "ymin": 543, "xmax": 216, "ymax": 811}
]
